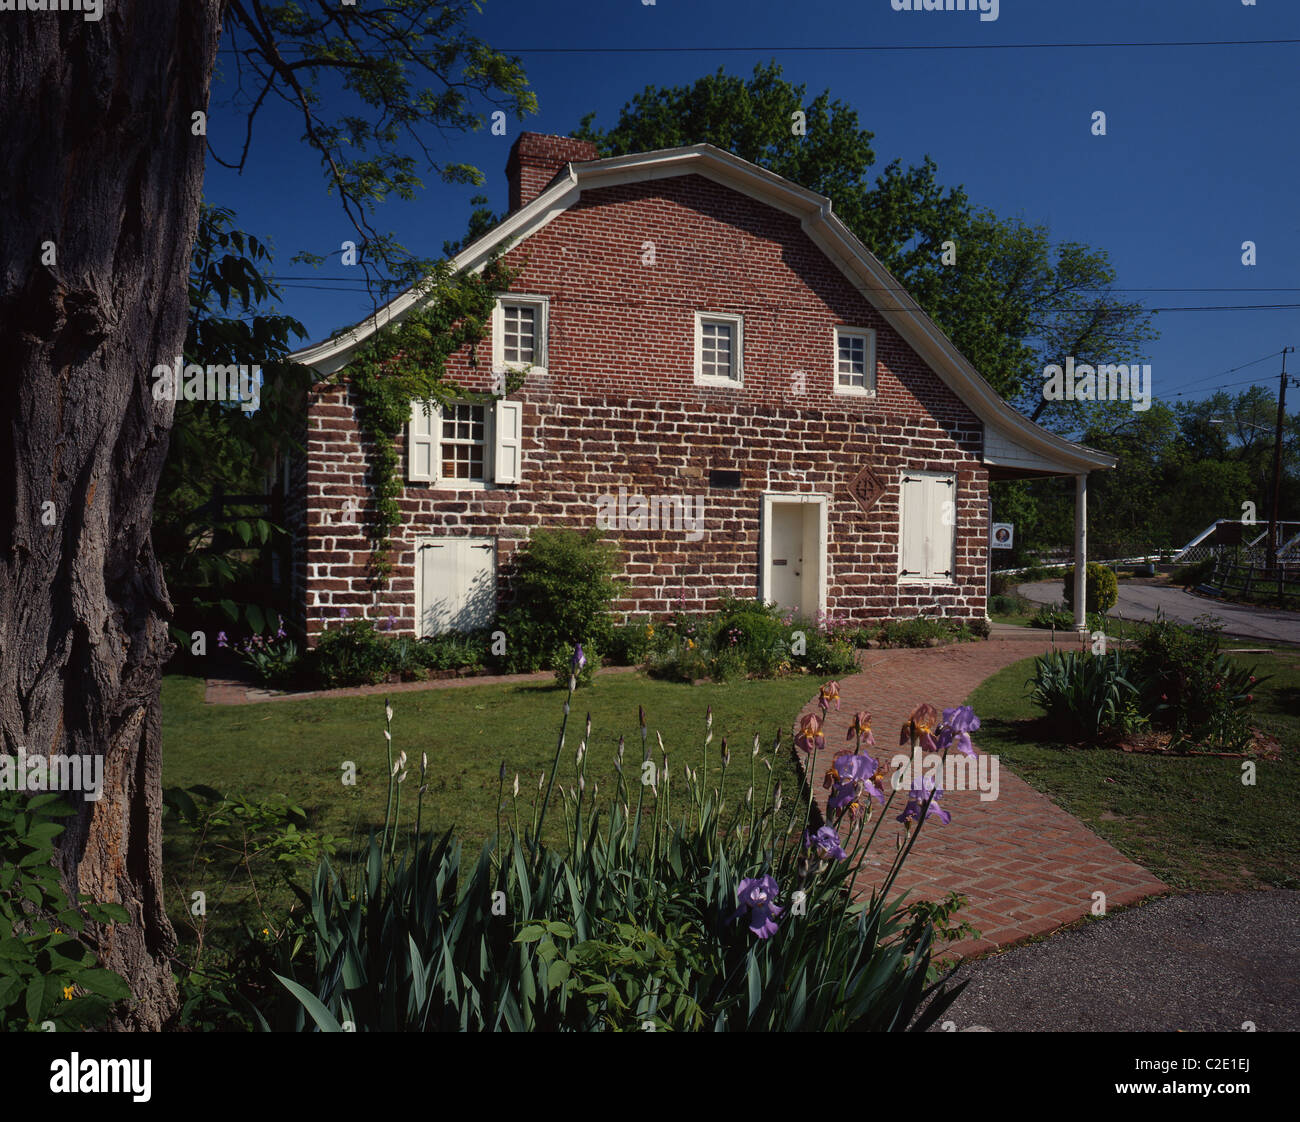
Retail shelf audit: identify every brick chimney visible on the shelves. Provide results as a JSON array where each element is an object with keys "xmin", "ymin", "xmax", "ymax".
[{"xmin": 506, "ymin": 132, "xmax": 599, "ymax": 211}]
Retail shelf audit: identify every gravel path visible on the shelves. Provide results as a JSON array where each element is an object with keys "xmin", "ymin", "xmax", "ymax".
[
  {"xmin": 931, "ymin": 890, "xmax": 1300, "ymax": 1032},
  {"xmin": 1017, "ymin": 581, "xmax": 1300, "ymax": 645}
]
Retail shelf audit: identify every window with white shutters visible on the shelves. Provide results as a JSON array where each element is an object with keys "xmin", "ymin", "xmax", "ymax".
[
  {"xmin": 898, "ymin": 471, "xmax": 956, "ymax": 583},
  {"xmin": 407, "ymin": 400, "xmax": 523, "ymax": 487}
]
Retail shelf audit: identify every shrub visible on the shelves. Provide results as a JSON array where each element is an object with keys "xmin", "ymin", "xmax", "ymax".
[
  {"xmin": 646, "ymin": 636, "xmax": 712, "ymax": 683},
  {"xmin": 1061, "ymin": 562, "xmax": 1118, "ymax": 615},
  {"xmin": 877, "ymin": 618, "xmax": 949, "ymax": 649},
  {"xmin": 1029, "ymin": 602, "xmax": 1075, "ymax": 630},
  {"xmin": 709, "ymin": 645, "xmax": 751, "ymax": 682},
  {"xmin": 605, "ymin": 620, "xmax": 653, "ymax": 667},
  {"xmin": 709, "ymin": 596, "xmax": 788, "ymax": 675},
  {"xmin": 798, "ymin": 631, "xmax": 858, "ymax": 675},
  {"xmin": 416, "ymin": 629, "xmax": 494, "ymax": 674},
  {"xmin": 224, "ymin": 630, "xmax": 303, "ymax": 688},
  {"xmin": 968, "ymin": 617, "xmax": 992, "ymax": 640},
  {"xmin": 1027, "ymin": 649, "xmax": 1142, "ymax": 739},
  {"xmin": 0, "ymin": 791, "xmax": 132, "ymax": 1030},
  {"xmin": 988, "ymin": 592, "xmax": 1030, "ymax": 617},
  {"xmin": 989, "ymin": 572, "xmax": 1016, "ymax": 596},
  {"xmin": 551, "ymin": 645, "xmax": 601, "ymax": 689},
  {"xmin": 506, "ymin": 528, "xmax": 621, "ymax": 666},
  {"xmin": 1130, "ymin": 613, "xmax": 1263, "ymax": 751},
  {"xmin": 495, "ymin": 607, "xmax": 555, "ymax": 673},
  {"xmin": 312, "ymin": 617, "xmax": 392, "ymax": 688},
  {"xmin": 1171, "ymin": 557, "xmax": 1218, "ymax": 589}
]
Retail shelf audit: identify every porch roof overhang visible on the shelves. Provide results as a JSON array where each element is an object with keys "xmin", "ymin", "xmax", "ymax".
[{"xmin": 289, "ymin": 143, "xmax": 1116, "ymax": 479}]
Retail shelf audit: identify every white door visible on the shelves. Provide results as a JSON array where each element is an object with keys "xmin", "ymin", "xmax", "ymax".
[
  {"xmin": 765, "ymin": 500, "xmax": 824, "ymax": 616},
  {"xmin": 770, "ymin": 503, "xmax": 804, "ymax": 612},
  {"xmin": 415, "ymin": 537, "xmax": 496, "ymax": 637}
]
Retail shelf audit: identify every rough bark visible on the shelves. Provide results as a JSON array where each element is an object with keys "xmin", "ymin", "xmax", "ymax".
[{"xmin": 0, "ymin": 1, "xmax": 224, "ymax": 1029}]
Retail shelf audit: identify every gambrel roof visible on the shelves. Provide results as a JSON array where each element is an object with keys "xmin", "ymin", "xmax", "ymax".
[{"xmin": 291, "ymin": 143, "xmax": 1116, "ymax": 477}]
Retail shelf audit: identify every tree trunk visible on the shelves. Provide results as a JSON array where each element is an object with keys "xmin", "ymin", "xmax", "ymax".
[{"xmin": 0, "ymin": 1, "xmax": 224, "ymax": 1030}]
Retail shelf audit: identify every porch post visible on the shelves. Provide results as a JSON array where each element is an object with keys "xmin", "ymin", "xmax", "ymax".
[{"xmin": 1073, "ymin": 472, "xmax": 1088, "ymax": 632}]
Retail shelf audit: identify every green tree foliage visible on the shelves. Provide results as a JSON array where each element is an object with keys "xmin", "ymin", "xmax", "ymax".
[
  {"xmin": 1061, "ymin": 562, "xmax": 1119, "ymax": 614},
  {"xmin": 153, "ymin": 204, "xmax": 311, "ymax": 642},
  {"xmin": 218, "ymin": 0, "xmax": 536, "ymax": 298}
]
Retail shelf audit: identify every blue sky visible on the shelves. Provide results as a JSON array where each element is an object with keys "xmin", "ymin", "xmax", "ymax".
[{"xmin": 203, "ymin": 0, "xmax": 1300, "ymax": 408}]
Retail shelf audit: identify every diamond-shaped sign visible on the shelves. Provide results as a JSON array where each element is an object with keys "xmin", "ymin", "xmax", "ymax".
[{"xmin": 846, "ymin": 462, "xmax": 886, "ymax": 515}]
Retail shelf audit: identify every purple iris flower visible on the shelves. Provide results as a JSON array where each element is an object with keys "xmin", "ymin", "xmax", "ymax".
[
  {"xmin": 339, "ymin": 607, "xmax": 350, "ymax": 619},
  {"xmin": 938, "ymin": 706, "xmax": 980, "ymax": 757},
  {"xmin": 571, "ymin": 644, "xmax": 586, "ymax": 671},
  {"xmin": 943, "ymin": 706, "xmax": 980, "ymax": 733},
  {"xmin": 729, "ymin": 875, "xmax": 783, "ymax": 939},
  {"xmin": 897, "ymin": 778, "xmax": 951, "ymax": 826},
  {"xmin": 217, "ymin": 631, "xmax": 228, "ymax": 648},
  {"xmin": 826, "ymin": 753, "xmax": 884, "ymax": 820},
  {"xmin": 802, "ymin": 825, "xmax": 848, "ymax": 862}
]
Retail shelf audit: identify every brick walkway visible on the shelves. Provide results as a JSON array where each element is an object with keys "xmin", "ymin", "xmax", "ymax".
[{"xmin": 795, "ymin": 634, "xmax": 1169, "ymax": 961}]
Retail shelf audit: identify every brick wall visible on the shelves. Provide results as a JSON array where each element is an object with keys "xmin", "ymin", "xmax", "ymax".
[{"xmin": 300, "ymin": 169, "xmax": 989, "ymax": 641}]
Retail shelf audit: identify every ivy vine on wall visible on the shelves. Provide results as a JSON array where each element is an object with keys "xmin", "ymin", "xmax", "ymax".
[{"xmin": 346, "ymin": 257, "xmax": 523, "ymax": 581}]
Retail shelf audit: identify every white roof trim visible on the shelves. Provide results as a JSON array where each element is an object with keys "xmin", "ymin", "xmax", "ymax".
[{"xmin": 290, "ymin": 143, "xmax": 1115, "ymax": 474}]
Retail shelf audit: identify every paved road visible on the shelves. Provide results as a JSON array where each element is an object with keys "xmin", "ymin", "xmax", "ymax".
[
  {"xmin": 930, "ymin": 891, "xmax": 1300, "ymax": 1032},
  {"xmin": 1017, "ymin": 580, "xmax": 1300, "ymax": 645}
]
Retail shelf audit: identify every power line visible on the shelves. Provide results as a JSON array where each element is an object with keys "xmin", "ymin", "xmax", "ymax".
[
  {"xmin": 1171, "ymin": 350, "xmax": 1282, "ymax": 395},
  {"xmin": 490, "ymin": 39, "xmax": 1300, "ymax": 55},
  {"xmin": 215, "ymin": 37, "xmax": 1300, "ymax": 57},
  {"xmin": 264, "ymin": 275, "xmax": 1300, "ymax": 295}
]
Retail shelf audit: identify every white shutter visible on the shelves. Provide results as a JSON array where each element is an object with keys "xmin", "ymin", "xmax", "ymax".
[
  {"xmin": 900, "ymin": 473, "xmax": 956, "ymax": 582},
  {"xmin": 494, "ymin": 399, "xmax": 523, "ymax": 485},
  {"xmin": 899, "ymin": 476, "xmax": 927, "ymax": 579},
  {"xmin": 408, "ymin": 401, "xmax": 440, "ymax": 483},
  {"xmin": 925, "ymin": 476, "xmax": 956, "ymax": 580}
]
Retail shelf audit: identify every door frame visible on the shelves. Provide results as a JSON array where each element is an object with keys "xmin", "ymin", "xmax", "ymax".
[
  {"xmin": 413, "ymin": 535, "xmax": 497, "ymax": 638},
  {"xmin": 759, "ymin": 493, "xmax": 828, "ymax": 616}
]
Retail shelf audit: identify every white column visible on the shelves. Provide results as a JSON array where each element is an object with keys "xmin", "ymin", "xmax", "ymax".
[{"xmin": 1074, "ymin": 473, "xmax": 1088, "ymax": 632}]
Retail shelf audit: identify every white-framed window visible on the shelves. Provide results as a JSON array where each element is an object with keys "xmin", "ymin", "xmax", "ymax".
[
  {"xmin": 492, "ymin": 295, "xmax": 548, "ymax": 377},
  {"xmin": 898, "ymin": 470, "xmax": 956, "ymax": 584},
  {"xmin": 834, "ymin": 326, "xmax": 877, "ymax": 397},
  {"xmin": 694, "ymin": 312, "xmax": 743, "ymax": 386},
  {"xmin": 408, "ymin": 399, "xmax": 523, "ymax": 488}
]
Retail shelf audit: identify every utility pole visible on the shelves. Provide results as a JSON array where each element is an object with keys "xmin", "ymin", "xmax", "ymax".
[{"xmin": 1268, "ymin": 346, "xmax": 1296, "ymax": 571}]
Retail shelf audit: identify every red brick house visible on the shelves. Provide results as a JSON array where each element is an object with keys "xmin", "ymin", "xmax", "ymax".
[{"xmin": 284, "ymin": 132, "xmax": 1114, "ymax": 642}]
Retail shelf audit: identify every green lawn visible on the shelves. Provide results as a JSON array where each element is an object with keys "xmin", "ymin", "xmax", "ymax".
[
  {"xmin": 966, "ymin": 650, "xmax": 1300, "ymax": 893},
  {"xmin": 161, "ymin": 671, "xmax": 819, "ymax": 941}
]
